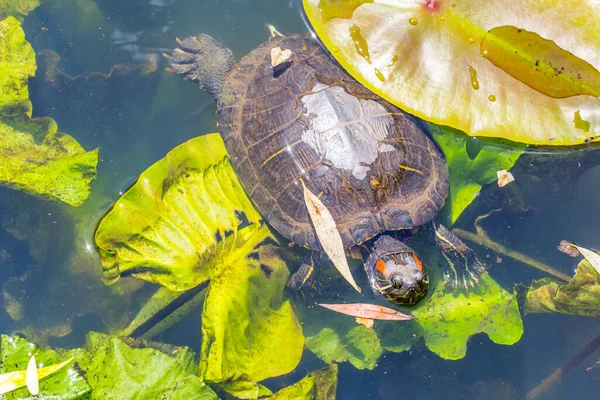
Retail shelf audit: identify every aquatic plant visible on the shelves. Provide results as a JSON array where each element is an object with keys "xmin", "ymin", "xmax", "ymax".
[
  {"xmin": 0, "ymin": 16, "xmax": 98, "ymax": 206},
  {"xmin": 95, "ymin": 134, "xmax": 304, "ymax": 398},
  {"xmin": 303, "ymin": 0, "xmax": 600, "ymax": 145}
]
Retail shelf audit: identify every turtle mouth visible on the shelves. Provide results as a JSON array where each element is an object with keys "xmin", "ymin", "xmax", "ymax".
[{"xmin": 380, "ymin": 274, "xmax": 429, "ymax": 306}]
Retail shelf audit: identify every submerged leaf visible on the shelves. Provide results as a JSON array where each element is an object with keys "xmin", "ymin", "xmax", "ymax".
[
  {"xmin": 319, "ymin": 303, "xmax": 412, "ymax": 321},
  {"xmin": 303, "ymin": 0, "xmax": 600, "ymax": 145},
  {"xmin": 305, "ymin": 326, "xmax": 382, "ymax": 370},
  {"xmin": 268, "ymin": 365, "xmax": 338, "ymax": 400},
  {"xmin": 525, "ymin": 259, "xmax": 600, "ymax": 316},
  {"xmin": 429, "ymin": 124, "xmax": 523, "ymax": 224},
  {"xmin": 301, "ymin": 179, "xmax": 361, "ymax": 293},
  {"xmin": 0, "ymin": 1, "xmax": 41, "ymax": 21},
  {"xmin": 0, "ymin": 16, "xmax": 98, "ymax": 206}
]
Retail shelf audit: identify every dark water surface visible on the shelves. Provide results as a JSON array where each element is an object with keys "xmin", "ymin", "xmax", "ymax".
[{"xmin": 1, "ymin": 1, "xmax": 599, "ymax": 399}]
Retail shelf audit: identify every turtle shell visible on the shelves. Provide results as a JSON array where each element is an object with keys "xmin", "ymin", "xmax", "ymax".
[{"xmin": 217, "ymin": 35, "xmax": 448, "ymax": 250}]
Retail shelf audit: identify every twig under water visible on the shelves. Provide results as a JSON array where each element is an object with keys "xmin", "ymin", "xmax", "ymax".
[
  {"xmin": 526, "ymin": 333, "xmax": 600, "ymax": 400},
  {"xmin": 452, "ymin": 229, "xmax": 571, "ymax": 282}
]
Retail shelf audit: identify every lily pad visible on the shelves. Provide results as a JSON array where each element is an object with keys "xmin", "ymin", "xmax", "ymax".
[
  {"xmin": 429, "ymin": 124, "xmax": 523, "ymax": 224},
  {"xmin": 0, "ymin": 334, "xmax": 90, "ymax": 399},
  {"xmin": 69, "ymin": 332, "xmax": 218, "ymax": 400},
  {"xmin": 268, "ymin": 364, "xmax": 338, "ymax": 400},
  {"xmin": 380, "ymin": 273, "xmax": 523, "ymax": 360},
  {"xmin": 94, "ymin": 133, "xmax": 262, "ymax": 289},
  {"xmin": 0, "ymin": 16, "xmax": 98, "ymax": 206},
  {"xmin": 200, "ymin": 244, "xmax": 304, "ymax": 399},
  {"xmin": 525, "ymin": 259, "xmax": 600, "ymax": 316},
  {"xmin": 303, "ymin": 0, "xmax": 600, "ymax": 145},
  {"xmin": 304, "ymin": 257, "xmax": 523, "ymax": 363},
  {"xmin": 95, "ymin": 134, "xmax": 304, "ymax": 397}
]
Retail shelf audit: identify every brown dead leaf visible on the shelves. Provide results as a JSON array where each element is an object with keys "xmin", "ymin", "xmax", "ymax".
[
  {"xmin": 497, "ymin": 170, "xmax": 515, "ymax": 187},
  {"xmin": 270, "ymin": 47, "xmax": 292, "ymax": 68},
  {"xmin": 301, "ymin": 179, "xmax": 361, "ymax": 293},
  {"xmin": 319, "ymin": 303, "xmax": 412, "ymax": 321}
]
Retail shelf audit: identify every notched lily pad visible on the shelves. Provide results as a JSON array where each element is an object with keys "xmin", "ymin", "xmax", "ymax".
[
  {"xmin": 384, "ymin": 273, "xmax": 524, "ymax": 360},
  {"xmin": 525, "ymin": 259, "xmax": 600, "ymax": 316},
  {"xmin": 94, "ymin": 133, "xmax": 262, "ymax": 290},
  {"xmin": 303, "ymin": 0, "xmax": 600, "ymax": 145},
  {"xmin": 0, "ymin": 16, "xmax": 98, "ymax": 206},
  {"xmin": 95, "ymin": 134, "xmax": 304, "ymax": 397}
]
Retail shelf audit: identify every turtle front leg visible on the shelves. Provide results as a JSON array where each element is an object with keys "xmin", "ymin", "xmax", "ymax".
[
  {"xmin": 164, "ymin": 34, "xmax": 234, "ymax": 98},
  {"xmin": 429, "ymin": 222, "xmax": 485, "ymax": 289}
]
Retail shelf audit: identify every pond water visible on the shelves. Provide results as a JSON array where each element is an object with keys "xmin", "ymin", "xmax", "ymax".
[{"xmin": 0, "ymin": 0, "xmax": 599, "ymax": 399}]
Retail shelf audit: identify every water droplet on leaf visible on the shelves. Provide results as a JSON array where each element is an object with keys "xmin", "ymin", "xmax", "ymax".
[
  {"xmin": 349, "ymin": 24, "xmax": 371, "ymax": 63},
  {"xmin": 468, "ymin": 66, "xmax": 479, "ymax": 90}
]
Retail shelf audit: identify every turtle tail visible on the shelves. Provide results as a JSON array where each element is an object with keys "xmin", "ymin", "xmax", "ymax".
[{"xmin": 164, "ymin": 34, "xmax": 234, "ymax": 98}]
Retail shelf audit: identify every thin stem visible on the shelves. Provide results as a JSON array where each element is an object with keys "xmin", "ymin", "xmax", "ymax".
[{"xmin": 453, "ymin": 229, "xmax": 571, "ymax": 282}]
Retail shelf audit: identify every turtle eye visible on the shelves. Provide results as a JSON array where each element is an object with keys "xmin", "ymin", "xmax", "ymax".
[
  {"xmin": 415, "ymin": 271, "xmax": 424, "ymax": 282},
  {"xmin": 390, "ymin": 274, "xmax": 403, "ymax": 289}
]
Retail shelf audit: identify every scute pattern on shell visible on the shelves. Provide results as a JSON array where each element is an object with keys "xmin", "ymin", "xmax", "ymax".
[{"xmin": 217, "ymin": 35, "xmax": 448, "ymax": 250}]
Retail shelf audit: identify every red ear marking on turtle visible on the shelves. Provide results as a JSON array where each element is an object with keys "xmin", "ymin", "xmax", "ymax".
[
  {"xmin": 411, "ymin": 253, "xmax": 424, "ymax": 272},
  {"xmin": 376, "ymin": 259, "xmax": 391, "ymax": 278}
]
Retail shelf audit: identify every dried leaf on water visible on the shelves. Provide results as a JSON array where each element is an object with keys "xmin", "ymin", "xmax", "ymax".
[
  {"xmin": 301, "ymin": 179, "xmax": 361, "ymax": 293},
  {"xmin": 572, "ymin": 245, "xmax": 600, "ymax": 275},
  {"xmin": 319, "ymin": 303, "xmax": 412, "ymax": 321},
  {"xmin": 497, "ymin": 169, "xmax": 515, "ymax": 187}
]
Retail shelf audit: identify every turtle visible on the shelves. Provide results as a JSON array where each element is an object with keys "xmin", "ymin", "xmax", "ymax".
[{"xmin": 165, "ymin": 28, "xmax": 484, "ymax": 306}]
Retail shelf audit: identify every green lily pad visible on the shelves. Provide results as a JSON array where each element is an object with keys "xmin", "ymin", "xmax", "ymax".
[
  {"xmin": 0, "ymin": 334, "xmax": 90, "ymax": 399},
  {"xmin": 68, "ymin": 332, "xmax": 218, "ymax": 400},
  {"xmin": 200, "ymin": 243, "xmax": 304, "ymax": 398},
  {"xmin": 94, "ymin": 133, "xmax": 262, "ymax": 289},
  {"xmin": 304, "ymin": 258, "xmax": 523, "ymax": 363},
  {"xmin": 268, "ymin": 364, "xmax": 338, "ymax": 400},
  {"xmin": 429, "ymin": 124, "xmax": 523, "ymax": 224},
  {"xmin": 95, "ymin": 134, "xmax": 304, "ymax": 397},
  {"xmin": 381, "ymin": 273, "xmax": 523, "ymax": 360},
  {"xmin": 525, "ymin": 259, "xmax": 600, "ymax": 316},
  {"xmin": 0, "ymin": 16, "xmax": 98, "ymax": 206},
  {"xmin": 303, "ymin": 0, "xmax": 600, "ymax": 145}
]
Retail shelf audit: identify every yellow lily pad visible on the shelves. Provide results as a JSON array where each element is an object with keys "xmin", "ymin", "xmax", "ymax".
[{"xmin": 303, "ymin": 0, "xmax": 600, "ymax": 145}]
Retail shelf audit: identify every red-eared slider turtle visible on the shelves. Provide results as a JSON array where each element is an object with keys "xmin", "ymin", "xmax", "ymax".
[{"xmin": 166, "ymin": 30, "xmax": 483, "ymax": 306}]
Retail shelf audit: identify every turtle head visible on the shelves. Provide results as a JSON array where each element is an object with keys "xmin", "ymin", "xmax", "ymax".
[
  {"xmin": 365, "ymin": 236, "xmax": 429, "ymax": 306},
  {"xmin": 165, "ymin": 34, "xmax": 234, "ymax": 98}
]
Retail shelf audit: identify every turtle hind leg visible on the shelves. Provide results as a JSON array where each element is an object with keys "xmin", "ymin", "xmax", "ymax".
[
  {"xmin": 429, "ymin": 222, "xmax": 485, "ymax": 290},
  {"xmin": 165, "ymin": 34, "xmax": 234, "ymax": 98}
]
